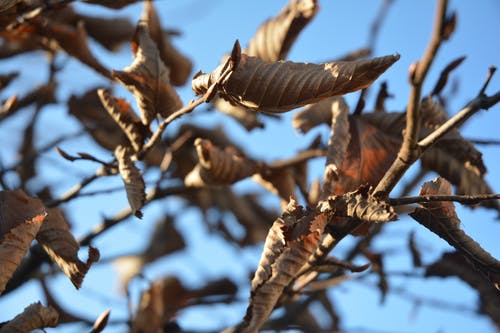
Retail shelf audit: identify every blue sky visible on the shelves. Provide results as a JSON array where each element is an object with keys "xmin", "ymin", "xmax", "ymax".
[{"xmin": 0, "ymin": 0, "xmax": 499, "ymax": 332}]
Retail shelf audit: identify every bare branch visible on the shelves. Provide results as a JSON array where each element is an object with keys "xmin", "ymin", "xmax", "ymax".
[{"xmin": 389, "ymin": 193, "xmax": 500, "ymax": 206}]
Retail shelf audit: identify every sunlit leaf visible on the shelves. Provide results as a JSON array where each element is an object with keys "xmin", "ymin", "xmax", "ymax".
[
  {"xmin": 36, "ymin": 207, "xmax": 100, "ymax": 289},
  {"xmin": 193, "ymin": 41, "xmax": 399, "ymax": 113},
  {"xmin": 243, "ymin": 199, "xmax": 327, "ymax": 332},
  {"xmin": 410, "ymin": 177, "xmax": 500, "ymax": 289}
]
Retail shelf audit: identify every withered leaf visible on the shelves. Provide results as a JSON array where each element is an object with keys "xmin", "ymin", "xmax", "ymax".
[
  {"xmin": 185, "ymin": 138, "xmax": 259, "ymax": 187},
  {"xmin": 322, "ymin": 97, "xmax": 351, "ymax": 197},
  {"xmin": 112, "ymin": 22, "xmax": 182, "ymax": 126},
  {"xmin": 410, "ymin": 177, "xmax": 500, "ymax": 289},
  {"xmin": 0, "ymin": 302, "xmax": 58, "ymax": 331},
  {"xmin": 319, "ymin": 185, "xmax": 397, "ymax": 223},
  {"xmin": 68, "ymin": 88, "xmax": 127, "ymax": 151},
  {"xmin": 97, "ymin": 89, "xmax": 151, "ymax": 152},
  {"xmin": 192, "ymin": 41, "xmax": 399, "ymax": 113},
  {"xmin": 114, "ymin": 215, "xmax": 185, "ymax": 288},
  {"xmin": 130, "ymin": 281, "xmax": 163, "ymax": 333},
  {"xmin": 115, "ymin": 145, "xmax": 146, "ymax": 218},
  {"xmin": 142, "ymin": 0, "xmax": 192, "ymax": 86},
  {"xmin": 0, "ymin": 214, "xmax": 46, "ymax": 295},
  {"xmin": 243, "ymin": 199, "xmax": 327, "ymax": 333},
  {"xmin": 426, "ymin": 252, "xmax": 500, "ymax": 327},
  {"xmin": 36, "ymin": 207, "xmax": 100, "ymax": 289},
  {"xmin": 246, "ymin": 0, "xmax": 319, "ymax": 62},
  {"xmin": 252, "ymin": 167, "xmax": 297, "ymax": 211},
  {"xmin": 75, "ymin": 14, "xmax": 134, "ymax": 52},
  {"xmin": 30, "ymin": 19, "xmax": 110, "ymax": 78}
]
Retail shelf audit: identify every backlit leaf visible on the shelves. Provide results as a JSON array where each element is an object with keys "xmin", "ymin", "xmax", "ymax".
[
  {"xmin": 115, "ymin": 145, "xmax": 146, "ymax": 218},
  {"xmin": 0, "ymin": 302, "xmax": 58, "ymax": 331}
]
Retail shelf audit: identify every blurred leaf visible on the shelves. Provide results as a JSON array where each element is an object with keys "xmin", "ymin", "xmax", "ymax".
[
  {"xmin": 0, "ymin": 71, "xmax": 18, "ymax": 90},
  {"xmin": 193, "ymin": 42, "xmax": 399, "ymax": 113},
  {"xmin": 90, "ymin": 309, "xmax": 111, "ymax": 333},
  {"xmin": 292, "ymin": 97, "xmax": 342, "ymax": 134},
  {"xmin": 364, "ymin": 251, "xmax": 388, "ymax": 304},
  {"xmin": 245, "ymin": 0, "xmax": 319, "ymax": 62},
  {"xmin": 115, "ymin": 145, "xmax": 146, "ymax": 218},
  {"xmin": 36, "ymin": 207, "xmax": 100, "ymax": 289},
  {"xmin": 426, "ymin": 252, "xmax": 500, "ymax": 327},
  {"xmin": 408, "ymin": 230, "xmax": 423, "ymax": 268},
  {"xmin": 213, "ymin": 97, "xmax": 265, "ymax": 131},
  {"xmin": 112, "ymin": 22, "xmax": 182, "ymax": 125},
  {"xmin": 0, "ymin": 302, "xmax": 58, "ymax": 331},
  {"xmin": 141, "ymin": 0, "xmax": 192, "ymax": 86},
  {"xmin": 80, "ymin": 0, "xmax": 141, "ymax": 9}
]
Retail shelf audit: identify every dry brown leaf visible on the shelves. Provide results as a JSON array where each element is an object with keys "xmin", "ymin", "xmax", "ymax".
[
  {"xmin": 322, "ymin": 97, "xmax": 350, "ymax": 197},
  {"xmin": 115, "ymin": 145, "xmax": 146, "ymax": 218},
  {"xmin": 185, "ymin": 138, "xmax": 259, "ymax": 187},
  {"xmin": 0, "ymin": 26, "xmax": 43, "ymax": 58},
  {"xmin": 246, "ymin": 0, "xmax": 319, "ymax": 62},
  {"xmin": 142, "ymin": 0, "xmax": 192, "ymax": 86},
  {"xmin": 68, "ymin": 88, "xmax": 128, "ymax": 151},
  {"xmin": 0, "ymin": 82, "xmax": 55, "ymax": 122},
  {"xmin": 0, "ymin": 214, "xmax": 45, "ymax": 295},
  {"xmin": 112, "ymin": 22, "xmax": 182, "ymax": 125},
  {"xmin": 36, "ymin": 207, "xmax": 100, "ymax": 289},
  {"xmin": 0, "ymin": 302, "xmax": 58, "ymax": 331},
  {"xmin": 0, "ymin": 189, "xmax": 45, "ymax": 237},
  {"xmin": 319, "ymin": 185, "xmax": 397, "ymax": 223},
  {"xmin": 97, "ymin": 89, "xmax": 151, "ymax": 152},
  {"xmin": 30, "ymin": 19, "xmax": 110, "ymax": 78},
  {"xmin": 192, "ymin": 41, "xmax": 399, "ymax": 113},
  {"xmin": 333, "ymin": 116, "xmax": 401, "ymax": 194},
  {"xmin": 410, "ymin": 177, "xmax": 500, "ymax": 289},
  {"xmin": 243, "ymin": 199, "xmax": 327, "ymax": 333},
  {"xmin": 426, "ymin": 252, "xmax": 500, "ymax": 327},
  {"xmin": 76, "ymin": 14, "xmax": 134, "ymax": 52}
]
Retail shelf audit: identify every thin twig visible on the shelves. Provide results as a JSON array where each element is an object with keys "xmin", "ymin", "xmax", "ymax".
[
  {"xmin": 418, "ymin": 92, "xmax": 500, "ymax": 149},
  {"xmin": 46, "ymin": 165, "xmax": 113, "ymax": 208},
  {"xmin": 388, "ymin": 193, "xmax": 500, "ymax": 206},
  {"xmin": 478, "ymin": 66, "xmax": 497, "ymax": 96}
]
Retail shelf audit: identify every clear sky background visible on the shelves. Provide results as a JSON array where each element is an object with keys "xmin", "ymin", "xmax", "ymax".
[{"xmin": 0, "ymin": 0, "xmax": 499, "ymax": 332}]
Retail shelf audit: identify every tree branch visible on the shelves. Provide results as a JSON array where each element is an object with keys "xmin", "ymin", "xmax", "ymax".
[
  {"xmin": 374, "ymin": 0, "xmax": 449, "ymax": 197},
  {"xmin": 388, "ymin": 193, "xmax": 500, "ymax": 206}
]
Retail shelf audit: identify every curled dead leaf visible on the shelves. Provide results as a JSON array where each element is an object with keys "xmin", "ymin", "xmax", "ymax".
[
  {"xmin": 115, "ymin": 145, "xmax": 146, "ymax": 218},
  {"xmin": 185, "ymin": 138, "xmax": 259, "ymax": 187},
  {"xmin": 36, "ymin": 207, "xmax": 100, "ymax": 289},
  {"xmin": 0, "ymin": 302, "xmax": 58, "ymax": 331},
  {"xmin": 243, "ymin": 199, "xmax": 327, "ymax": 333},
  {"xmin": 193, "ymin": 41, "xmax": 399, "ymax": 113},
  {"xmin": 246, "ymin": 0, "xmax": 319, "ymax": 62},
  {"xmin": 319, "ymin": 185, "xmax": 397, "ymax": 223},
  {"xmin": 112, "ymin": 22, "xmax": 182, "ymax": 125},
  {"xmin": 410, "ymin": 177, "xmax": 500, "ymax": 289}
]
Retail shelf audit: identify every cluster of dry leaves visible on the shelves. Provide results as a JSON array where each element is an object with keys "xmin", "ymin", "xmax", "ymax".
[{"xmin": 0, "ymin": 0, "xmax": 499, "ymax": 332}]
